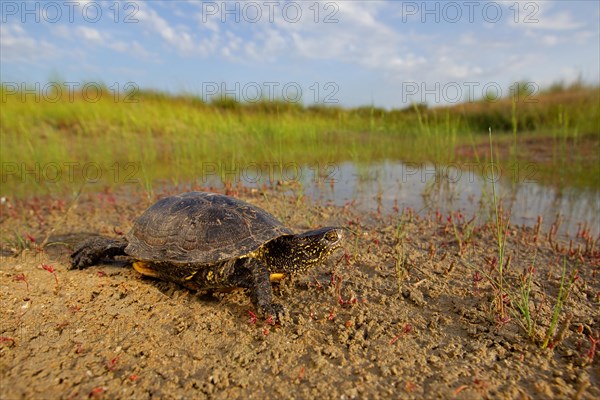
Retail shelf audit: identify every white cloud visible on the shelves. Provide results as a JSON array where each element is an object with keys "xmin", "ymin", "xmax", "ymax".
[
  {"xmin": 507, "ymin": 4, "xmax": 584, "ymax": 32},
  {"xmin": 77, "ymin": 26, "xmax": 103, "ymax": 42},
  {"xmin": 51, "ymin": 25, "xmax": 69, "ymax": 39},
  {"xmin": 524, "ymin": 10, "xmax": 583, "ymax": 31},
  {"xmin": 269, "ymin": 2, "xmax": 414, "ymax": 73},
  {"xmin": 0, "ymin": 23, "xmax": 59, "ymax": 63},
  {"xmin": 128, "ymin": 41, "xmax": 158, "ymax": 60},
  {"xmin": 572, "ymin": 30, "xmax": 599, "ymax": 44},
  {"xmin": 48, "ymin": 24, "xmax": 159, "ymax": 62},
  {"xmin": 194, "ymin": 10, "xmax": 220, "ymax": 33},
  {"xmin": 178, "ymin": 1, "xmax": 499, "ymax": 86},
  {"xmin": 161, "ymin": 1, "xmax": 408, "ymax": 70},
  {"xmin": 540, "ymin": 35, "xmax": 559, "ymax": 46},
  {"xmin": 136, "ymin": 4, "xmax": 219, "ymax": 56}
]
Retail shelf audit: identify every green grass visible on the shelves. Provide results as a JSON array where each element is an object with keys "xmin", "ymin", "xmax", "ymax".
[
  {"xmin": 513, "ymin": 254, "xmax": 537, "ymax": 342},
  {"xmin": 488, "ymin": 128, "xmax": 510, "ymax": 321},
  {"xmin": 541, "ymin": 257, "xmax": 579, "ymax": 349},
  {"xmin": 1, "ymin": 83, "xmax": 598, "ymax": 197},
  {"xmin": 469, "ymin": 131, "xmax": 582, "ymax": 348}
]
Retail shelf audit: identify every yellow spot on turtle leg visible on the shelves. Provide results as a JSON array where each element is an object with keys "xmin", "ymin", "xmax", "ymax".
[
  {"xmin": 206, "ymin": 271, "xmax": 214, "ymax": 283},
  {"xmin": 184, "ymin": 272, "xmax": 196, "ymax": 281},
  {"xmin": 133, "ymin": 261, "xmax": 160, "ymax": 278},
  {"xmin": 270, "ymin": 273, "xmax": 285, "ymax": 282}
]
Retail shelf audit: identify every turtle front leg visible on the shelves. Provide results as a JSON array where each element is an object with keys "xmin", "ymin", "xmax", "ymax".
[
  {"xmin": 70, "ymin": 236, "xmax": 128, "ymax": 270},
  {"xmin": 240, "ymin": 259, "xmax": 285, "ymax": 321}
]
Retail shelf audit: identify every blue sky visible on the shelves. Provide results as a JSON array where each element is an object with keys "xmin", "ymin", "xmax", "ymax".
[{"xmin": 1, "ymin": 1, "xmax": 599, "ymax": 108}]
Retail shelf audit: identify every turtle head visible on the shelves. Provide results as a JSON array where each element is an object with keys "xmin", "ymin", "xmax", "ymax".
[{"xmin": 262, "ymin": 227, "xmax": 344, "ymax": 275}]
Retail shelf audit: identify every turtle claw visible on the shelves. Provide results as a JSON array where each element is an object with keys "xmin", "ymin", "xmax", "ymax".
[
  {"xmin": 71, "ymin": 246, "xmax": 97, "ymax": 270},
  {"xmin": 261, "ymin": 303, "xmax": 286, "ymax": 323},
  {"xmin": 70, "ymin": 237, "xmax": 128, "ymax": 270}
]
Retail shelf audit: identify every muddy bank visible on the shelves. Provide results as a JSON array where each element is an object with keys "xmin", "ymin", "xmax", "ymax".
[{"xmin": 1, "ymin": 187, "xmax": 598, "ymax": 399}]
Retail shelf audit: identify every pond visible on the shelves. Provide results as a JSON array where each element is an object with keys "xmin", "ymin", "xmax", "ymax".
[{"xmin": 199, "ymin": 161, "xmax": 599, "ymax": 237}]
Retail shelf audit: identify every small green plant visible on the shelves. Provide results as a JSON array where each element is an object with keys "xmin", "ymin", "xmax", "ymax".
[
  {"xmin": 541, "ymin": 257, "xmax": 578, "ymax": 349},
  {"xmin": 485, "ymin": 130, "xmax": 578, "ymax": 348},
  {"xmin": 488, "ymin": 128, "xmax": 511, "ymax": 321},
  {"xmin": 510, "ymin": 94, "xmax": 518, "ymax": 184},
  {"xmin": 449, "ymin": 212, "xmax": 477, "ymax": 257},
  {"xmin": 5, "ymin": 231, "xmax": 34, "ymax": 255},
  {"xmin": 394, "ymin": 244, "xmax": 408, "ymax": 293},
  {"xmin": 512, "ymin": 253, "xmax": 538, "ymax": 341},
  {"xmin": 138, "ymin": 162, "xmax": 155, "ymax": 199},
  {"xmin": 393, "ymin": 211, "xmax": 413, "ymax": 292}
]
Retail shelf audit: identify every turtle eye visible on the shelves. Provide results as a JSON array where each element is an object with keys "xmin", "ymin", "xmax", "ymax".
[{"xmin": 325, "ymin": 231, "xmax": 339, "ymax": 242}]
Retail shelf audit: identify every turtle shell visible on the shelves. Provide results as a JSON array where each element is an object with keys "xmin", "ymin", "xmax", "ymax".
[{"xmin": 125, "ymin": 192, "xmax": 293, "ymax": 264}]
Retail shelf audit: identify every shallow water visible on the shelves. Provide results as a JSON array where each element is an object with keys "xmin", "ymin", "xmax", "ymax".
[
  {"xmin": 209, "ymin": 161, "xmax": 599, "ymax": 237},
  {"xmin": 301, "ymin": 161, "xmax": 599, "ymax": 236},
  {"xmin": 15, "ymin": 160, "xmax": 595, "ymax": 237}
]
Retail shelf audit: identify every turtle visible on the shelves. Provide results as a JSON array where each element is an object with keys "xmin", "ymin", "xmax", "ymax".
[{"xmin": 70, "ymin": 192, "xmax": 344, "ymax": 320}]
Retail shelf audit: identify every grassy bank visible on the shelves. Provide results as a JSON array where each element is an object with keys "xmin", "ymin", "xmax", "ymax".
[{"xmin": 1, "ymin": 83, "xmax": 598, "ymax": 197}]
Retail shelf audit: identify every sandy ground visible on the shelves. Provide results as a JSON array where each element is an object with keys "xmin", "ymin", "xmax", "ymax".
[{"xmin": 1, "ymin": 186, "xmax": 598, "ymax": 399}]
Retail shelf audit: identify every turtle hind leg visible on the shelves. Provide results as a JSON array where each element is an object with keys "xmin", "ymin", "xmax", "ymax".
[
  {"xmin": 238, "ymin": 259, "xmax": 286, "ymax": 321},
  {"xmin": 70, "ymin": 236, "xmax": 128, "ymax": 270}
]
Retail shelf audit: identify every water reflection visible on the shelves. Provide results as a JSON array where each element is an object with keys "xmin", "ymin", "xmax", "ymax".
[
  {"xmin": 193, "ymin": 160, "xmax": 597, "ymax": 236},
  {"xmin": 298, "ymin": 162, "xmax": 599, "ymax": 237}
]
